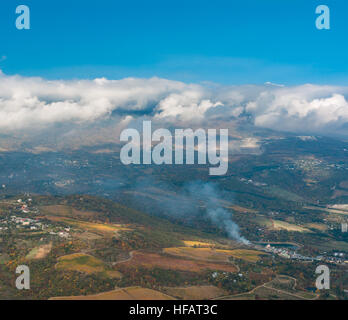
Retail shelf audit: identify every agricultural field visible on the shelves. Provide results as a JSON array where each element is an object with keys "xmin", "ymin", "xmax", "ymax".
[
  {"xmin": 50, "ymin": 286, "xmax": 175, "ymax": 300},
  {"xmin": 252, "ymin": 216, "xmax": 311, "ymax": 233},
  {"xmin": 0, "ymin": 189, "xmax": 347, "ymax": 300},
  {"xmin": 40, "ymin": 205, "xmax": 101, "ymax": 218},
  {"xmin": 163, "ymin": 285, "xmax": 228, "ymax": 300},
  {"xmin": 225, "ymin": 205, "xmax": 258, "ymax": 214},
  {"xmin": 26, "ymin": 243, "xmax": 52, "ymax": 260},
  {"xmin": 305, "ymin": 205, "xmax": 348, "ymax": 216},
  {"xmin": 304, "ymin": 223, "xmax": 328, "ymax": 231},
  {"xmin": 56, "ymin": 253, "xmax": 122, "ymax": 279},
  {"xmin": 116, "ymin": 251, "xmax": 238, "ymax": 273},
  {"xmin": 43, "ymin": 216, "xmax": 131, "ymax": 236},
  {"xmin": 222, "ymin": 276, "xmax": 318, "ymax": 300},
  {"xmin": 163, "ymin": 247, "xmax": 265, "ymax": 263},
  {"xmin": 330, "ymin": 204, "xmax": 348, "ymax": 211},
  {"xmin": 271, "ymin": 220, "xmax": 311, "ymax": 233},
  {"xmin": 163, "ymin": 247, "xmax": 233, "ymax": 262},
  {"xmin": 183, "ymin": 240, "xmax": 215, "ymax": 248},
  {"xmin": 223, "ymin": 249, "xmax": 266, "ymax": 263}
]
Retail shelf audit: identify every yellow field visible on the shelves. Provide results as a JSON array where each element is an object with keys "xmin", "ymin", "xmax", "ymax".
[
  {"xmin": 69, "ymin": 219, "xmax": 131, "ymax": 234},
  {"xmin": 305, "ymin": 205, "xmax": 348, "ymax": 216},
  {"xmin": 56, "ymin": 253, "xmax": 121, "ymax": 278},
  {"xmin": 254, "ymin": 216, "xmax": 311, "ymax": 233},
  {"xmin": 183, "ymin": 241, "xmax": 215, "ymax": 248},
  {"xmin": 50, "ymin": 287, "xmax": 175, "ymax": 300},
  {"xmin": 330, "ymin": 204, "xmax": 348, "ymax": 211},
  {"xmin": 272, "ymin": 220, "xmax": 310, "ymax": 233},
  {"xmin": 118, "ymin": 251, "xmax": 238, "ymax": 273},
  {"xmin": 226, "ymin": 205, "xmax": 258, "ymax": 213},
  {"xmin": 44, "ymin": 216, "xmax": 131, "ymax": 236},
  {"xmin": 163, "ymin": 247, "xmax": 265, "ymax": 263},
  {"xmin": 163, "ymin": 285, "xmax": 228, "ymax": 300},
  {"xmin": 223, "ymin": 249, "xmax": 265, "ymax": 263},
  {"xmin": 164, "ymin": 247, "xmax": 230, "ymax": 262},
  {"xmin": 305, "ymin": 223, "xmax": 328, "ymax": 231},
  {"xmin": 40, "ymin": 205, "xmax": 100, "ymax": 218}
]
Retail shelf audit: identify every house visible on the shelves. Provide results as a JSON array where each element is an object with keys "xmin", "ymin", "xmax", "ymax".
[{"xmin": 58, "ymin": 232, "xmax": 69, "ymax": 238}]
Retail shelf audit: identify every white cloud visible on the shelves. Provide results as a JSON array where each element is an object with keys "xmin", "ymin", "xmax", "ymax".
[
  {"xmin": 0, "ymin": 72, "xmax": 348, "ymax": 137},
  {"xmin": 0, "ymin": 74, "xmax": 188, "ymax": 130},
  {"xmin": 155, "ymin": 90, "xmax": 223, "ymax": 122},
  {"xmin": 246, "ymin": 84, "xmax": 348, "ymax": 134}
]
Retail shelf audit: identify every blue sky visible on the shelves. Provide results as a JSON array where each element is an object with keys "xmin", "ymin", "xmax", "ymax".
[{"xmin": 0, "ymin": 0, "xmax": 347, "ymax": 84}]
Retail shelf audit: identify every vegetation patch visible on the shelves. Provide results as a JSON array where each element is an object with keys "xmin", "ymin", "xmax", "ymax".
[
  {"xmin": 183, "ymin": 241, "xmax": 215, "ymax": 248},
  {"xmin": 56, "ymin": 253, "xmax": 122, "ymax": 278},
  {"xmin": 26, "ymin": 243, "xmax": 52, "ymax": 260},
  {"xmin": 50, "ymin": 286, "xmax": 175, "ymax": 300},
  {"xmin": 117, "ymin": 251, "xmax": 238, "ymax": 273},
  {"xmin": 271, "ymin": 220, "xmax": 311, "ymax": 233},
  {"xmin": 164, "ymin": 247, "xmax": 265, "ymax": 263},
  {"xmin": 163, "ymin": 285, "xmax": 228, "ymax": 300},
  {"xmin": 44, "ymin": 216, "xmax": 131, "ymax": 236},
  {"xmin": 40, "ymin": 205, "xmax": 101, "ymax": 218}
]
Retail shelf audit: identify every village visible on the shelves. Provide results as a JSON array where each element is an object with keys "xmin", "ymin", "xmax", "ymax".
[
  {"xmin": 258, "ymin": 243, "xmax": 348, "ymax": 266},
  {"xmin": 0, "ymin": 198, "xmax": 71, "ymax": 239}
]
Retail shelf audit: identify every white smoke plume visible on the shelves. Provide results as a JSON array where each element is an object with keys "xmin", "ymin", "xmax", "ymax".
[{"xmin": 187, "ymin": 182, "xmax": 250, "ymax": 245}]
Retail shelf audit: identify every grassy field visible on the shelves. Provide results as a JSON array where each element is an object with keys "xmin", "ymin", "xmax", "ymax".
[
  {"xmin": 164, "ymin": 247, "xmax": 231, "ymax": 262},
  {"xmin": 183, "ymin": 240, "xmax": 215, "ymax": 248},
  {"xmin": 164, "ymin": 247, "xmax": 265, "ymax": 263},
  {"xmin": 222, "ymin": 286, "xmax": 313, "ymax": 300},
  {"xmin": 163, "ymin": 285, "xmax": 228, "ymax": 300},
  {"xmin": 330, "ymin": 204, "xmax": 348, "ymax": 211},
  {"xmin": 305, "ymin": 205, "xmax": 348, "ymax": 216},
  {"xmin": 117, "ymin": 251, "xmax": 238, "ymax": 273},
  {"xmin": 225, "ymin": 205, "xmax": 258, "ymax": 214},
  {"xmin": 266, "ymin": 186, "xmax": 304, "ymax": 202},
  {"xmin": 304, "ymin": 223, "xmax": 328, "ymax": 231},
  {"xmin": 309, "ymin": 239, "xmax": 348, "ymax": 252},
  {"xmin": 254, "ymin": 216, "xmax": 310, "ymax": 233},
  {"xmin": 221, "ymin": 276, "xmax": 317, "ymax": 300},
  {"xmin": 40, "ymin": 205, "xmax": 101, "ymax": 218},
  {"xmin": 26, "ymin": 243, "xmax": 52, "ymax": 260},
  {"xmin": 222, "ymin": 249, "xmax": 266, "ymax": 263},
  {"xmin": 43, "ymin": 216, "xmax": 131, "ymax": 236},
  {"xmin": 50, "ymin": 286, "xmax": 175, "ymax": 300},
  {"xmin": 67, "ymin": 219, "xmax": 131, "ymax": 235},
  {"xmin": 271, "ymin": 220, "xmax": 311, "ymax": 233},
  {"xmin": 182, "ymin": 240, "xmax": 233, "ymax": 249},
  {"xmin": 56, "ymin": 253, "xmax": 122, "ymax": 278}
]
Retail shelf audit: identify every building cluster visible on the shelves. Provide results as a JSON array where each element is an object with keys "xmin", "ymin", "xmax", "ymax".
[
  {"xmin": 49, "ymin": 228, "xmax": 70, "ymax": 238},
  {"xmin": 0, "ymin": 198, "xmax": 71, "ymax": 239},
  {"xmin": 0, "ymin": 214, "xmax": 43, "ymax": 231},
  {"xmin": 263, "ymin": 244, "xmax": 347, "ymax": 265},
  {"xmin": 239, "ymin": 178, "xmax": 267, "ymax": 187}
]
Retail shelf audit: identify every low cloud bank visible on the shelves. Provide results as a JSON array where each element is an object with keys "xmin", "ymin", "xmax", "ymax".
[{"xmin": 1, "ymin": 72, "xmax": 348, "ymax": 137}]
